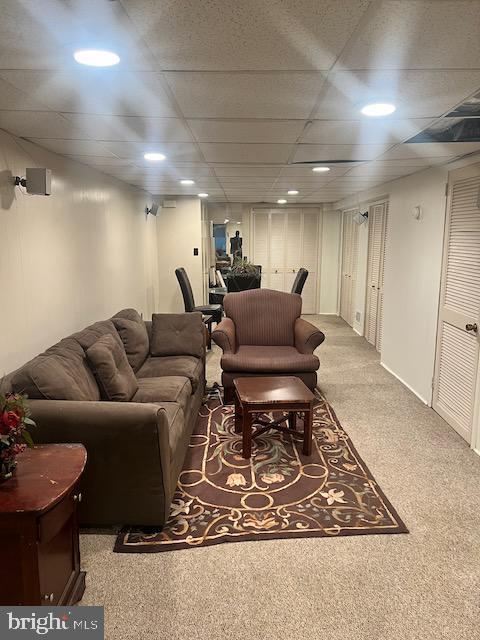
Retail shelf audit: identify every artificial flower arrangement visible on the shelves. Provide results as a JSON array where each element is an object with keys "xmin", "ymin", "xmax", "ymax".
[{"xmin": 0, "ymin": 392, "xmax": 35, "ymax": 480}]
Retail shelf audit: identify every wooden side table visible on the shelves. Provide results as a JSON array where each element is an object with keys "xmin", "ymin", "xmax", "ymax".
[
  {"xmin": 234, "ymin": 376, "xmax": 315, "ymax": 459},
  {"xmin": 0, "ymin": 444, "xmax": 87, "ymax": 606}
]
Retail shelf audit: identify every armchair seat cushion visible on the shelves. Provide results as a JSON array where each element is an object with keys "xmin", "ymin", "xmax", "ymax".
[
  {"xmin": 137, "ymin": 355, "xmax": 203, "ymax": 393},
  {"xmin": 133, "ymin": 376, "xmax": 192, "ymax": 414},
  {"xmin": 221, "ymin": 346, "xmax": 319, "ymax": 373}
]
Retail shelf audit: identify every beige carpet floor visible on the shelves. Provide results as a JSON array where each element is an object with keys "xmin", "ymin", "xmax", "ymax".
[{"xmin": 80, "ymin": 315, "xmax": 480, "ymax": 640}]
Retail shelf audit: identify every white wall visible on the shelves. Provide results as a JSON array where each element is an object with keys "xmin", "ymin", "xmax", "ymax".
[
  {"xmin": 335, "ymin": 163, "xmax": 465, "ymax": 404},
  {"xmin": 0, "ymin": 129, "xmax": 159, "ymax": 374},
  {"xmin": 155, "ymin": 197, "xmax": 203, "ymax": 313}
]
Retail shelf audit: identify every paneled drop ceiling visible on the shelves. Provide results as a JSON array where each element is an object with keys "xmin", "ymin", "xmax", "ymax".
[{"xmin": 1, "ymin": 0, "xmax": 480, "ymax": 203}]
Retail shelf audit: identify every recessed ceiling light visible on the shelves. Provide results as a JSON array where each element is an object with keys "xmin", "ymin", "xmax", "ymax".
[
  {"xmin": 143, "ymin": 152, "xmax": 166, "ymax": 161},
  {"xmin": 236, "ymin": 221, "xmax": 241, "ymax": 224},
  {"xmin": 198, "ymin": 193, "xmax": 209, "ymax": 198},
  {"xmin": 180, "ymin": 179, "xmax": 195, "ymax": 185},
  {"xmin": 312, "ymin": 166, "xmax": 330, "ymax": 173},
  {"xmin": 73, "ymin": 49, "xmax": 120, "ymax": 67},
  {"xmin": 287, "ymin": 189, "xmax": 299, "ymax": 195},
  {"xmin": 224, "ymin": 218, "xmax": 230, "ymax": 223},
  {"xmin": 277, "ymin": 199, "xmax": 287, "ymax": 204},
  {"xmin": 360, "ymin": 102, "xmax": 396, "ymax": 117}
]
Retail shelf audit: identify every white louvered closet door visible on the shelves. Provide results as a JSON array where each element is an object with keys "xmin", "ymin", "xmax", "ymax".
[
  {"xmin": 340, "ymin": 210, "xmax": 359, "ymax": 326},
  {"xmin": 285, "ymin": 209, "xmax": 303, "ymax": 293},
  {"xmin": 301, "ymin": 213, "xmax": 319, "ymax": 313},
  {"xmin": 365, "ymin": 202, "xmax": 388, "ymax": 350},
  {"xmin": 433, "ymin": 165, "xmax": 480, "ymax": 444},
  {"xmin": 268, "ymin": 211, "xmax": 287, "ymax": 291},
  {"xmin": 253, "ymin": 212, "xmax": 269, "ymax": 288}
]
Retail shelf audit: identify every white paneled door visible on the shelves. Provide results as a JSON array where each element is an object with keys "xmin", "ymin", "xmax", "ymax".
[
  {"xmin": 340, "ymin": 209, "xmax": 359, "ymax": 327},
  {"xmin": 365, "ymin": 201, "xmax": 389, "ymax": 352},
  {"xmin": 252, "ymin": 208, "xmax": 320, "ymax": 313},
  {"xmin": 433, "ymin": 164, "xmax": 480, "ymax": 445}
]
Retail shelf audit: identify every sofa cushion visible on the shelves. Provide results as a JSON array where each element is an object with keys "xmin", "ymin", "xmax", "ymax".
[
  {"xmin": 112, "ymin": 317, "xmax": 149, "ymax": 372},
  {"xmin": 150, "ymin": 313, "xmax": 204, "ymax": 358},
  {"xmin": 10, "ymin": 337, "xmax": 101, "ymax": 401},
  {"xmin": 112, "ymin": 308, "xmax": 143, "ymax": 324},
  {"xmin": 221, "ymin": 346, "xmax": 319, "ymax": 373},
  {"xmin": 86, "ymin": 334, "xmax": 138, "ymax": 402},
  {"xmin": 133, "ymin": 376, "xmax": 192, "ymax": 414},
  {"xmin": 72, "ymin": 320, "xmax": 119, "ymax": 352},
  {"xmin": 136, "ymin": 355, "xmax": 203, "ymax": 393}
]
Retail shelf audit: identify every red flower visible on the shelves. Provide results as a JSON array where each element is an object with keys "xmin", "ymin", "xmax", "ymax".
[{"xmin": 1, "ymin": 410, "xmax": 21, "ymax": 431}]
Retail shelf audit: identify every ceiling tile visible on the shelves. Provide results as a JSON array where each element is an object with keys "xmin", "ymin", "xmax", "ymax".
[
  {"xmin": 65, "ymin": 156, "xmax": 134, "ymax": 167},
  {"xmin": 199, "ymin": 143, "xmax": 293, "ymax": 164},
  {"xmin": 27, "ymin": 138, "xmax": 115, "ymax": 157},
  {"xmin": 314, "ymin": 70, "xmax": 480, "ymax": 119},
  {"xmin": 0, "ymin": 71, "xmax": 178, "ymax": 117},
  {"xmin": 188, "ymin": 119, "xmax": 306, "ymax": 143},
  {"xmin": 212, "ymin": 165, "xmax": 281, "ymax": 177},
  {"xmin": 217, "ymin": 176, "xmax": 279, "ymax": 185},
  {"xmin": 165, "ymin": 73, "xmax": 325, "ymax": 119},
  {"xmin": 133, "ymin": 163, "xmax": 214, "ymax": 175},
  {"xmin": 122, "ymin": 0, "xmax": 370, "ymax": 71},
  {"xmin": 378, "ymin": 142, "xmax": 480, "ymax": 160},
  {"xmin": 0, "ymin": 0, "xmax": 154, "ymax": 71},
  {"xmin": 0, "ymin": 78, "xmax": 51, "ymax": 111},
  {"xmin": 337, "ymin": 0, "xmax": 480, "ymax": 70},
  {"xmin": 344, "ymin": 163, "xmax": 419, "ymax": 178},
  {"xmin": 0, "ymin": 111, "xmax": 87, "ymax": 139},
  {"xmin": 100, "ymin": 141, "xmax": 204, "ymax": 162},
  {"xmin": 302, "ymin": 118, "xmax": 434, "ymax": 145},
  {"xmin": 292, "ymin": 144, "xmax": 389, "ymax": 162},
  {"xmin": 279, "ymin": 164, "xmax": 354, "ymax": 177},
  {"xmin": 62, "ymin": 114, "xmax": 193, "ymax": 142}
]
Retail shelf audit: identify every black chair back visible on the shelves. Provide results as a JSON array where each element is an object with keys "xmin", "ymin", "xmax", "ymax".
[
  {"xmin": 175, "ymin": 267, "xmax": 195, "ymax": 312},
  {"xmin": 291, "ymin": 268, "xmax": 308, "ymax": 295}
]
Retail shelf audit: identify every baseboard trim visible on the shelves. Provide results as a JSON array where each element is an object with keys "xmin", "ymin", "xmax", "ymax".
[
  {"xmin": 473, "ymin": 447, "xmax": 480, "ymax": 458},
  {"xmin": 353, "ymin": 327, "xmax": 362, "ymax": 336},
  {"xmin": 380, "ymin": 361, "xmax": 431, "ymax": 406}
]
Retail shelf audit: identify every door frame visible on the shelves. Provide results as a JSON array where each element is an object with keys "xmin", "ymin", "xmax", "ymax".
[{"xmin": 433, "ymin": 162, "xmax": 480, "ymax": 450}]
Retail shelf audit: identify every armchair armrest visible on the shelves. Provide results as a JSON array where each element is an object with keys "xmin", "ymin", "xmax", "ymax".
[
  {"xmin": 294, "ymin": 318, "xmax": 325, "ymax": 354},
  {"xmin": 28, "ymin": 399, "xmax": 172, "ymax": 526},
  {"xmin": 212, "ymin": 317, "xmax": 236, "ymax": 353}
]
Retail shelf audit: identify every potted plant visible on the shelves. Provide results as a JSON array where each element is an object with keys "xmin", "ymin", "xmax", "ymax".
[
  {"xmin": 0, "ymin": 393, "xmax": 35, "ymax": 480},
  {"xmin": 226, "ymin": 260, "xmax": 261, "ymax": 292}
]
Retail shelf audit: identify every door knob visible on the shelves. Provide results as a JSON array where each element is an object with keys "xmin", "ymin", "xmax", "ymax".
[{"xmin": 466, "ymin": 323, "xmax": 478, "ymax": 333}]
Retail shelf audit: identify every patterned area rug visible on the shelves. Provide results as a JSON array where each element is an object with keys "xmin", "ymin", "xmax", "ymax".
[{"xmin": 114, "ymin": 387, "xmax": 407, "ymax": 553}]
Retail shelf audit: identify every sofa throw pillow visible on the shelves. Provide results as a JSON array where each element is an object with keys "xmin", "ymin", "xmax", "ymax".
[
  {"xmin": 86, "ymin": 334, "xmax": 138, "ymax": 402},
  {"xmin": 112, "ymin": 317, "xmax": 149, "ymax": 372},
  {"xmin": 150, "ymin": 313, "xmax": 204, "ymax": 358}
]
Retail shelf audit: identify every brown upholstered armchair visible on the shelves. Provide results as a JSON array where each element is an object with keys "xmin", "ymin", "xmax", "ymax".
[{"xmin": 212, "ymin": 288, "xmax": 325, "ymax": 403}]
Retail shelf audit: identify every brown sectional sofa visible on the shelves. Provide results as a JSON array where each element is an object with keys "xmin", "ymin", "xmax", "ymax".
[{"xmin": 0, "ymin": 309, "xmax": 205, "ymax": 528}]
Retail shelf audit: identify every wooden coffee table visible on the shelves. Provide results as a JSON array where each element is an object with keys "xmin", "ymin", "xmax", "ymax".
[{"xmin": 233, "ymin": 376, "xmax": 315, "ymax": 459}]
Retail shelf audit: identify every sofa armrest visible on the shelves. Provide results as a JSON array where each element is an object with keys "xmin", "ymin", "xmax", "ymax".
[
  {"xmin": 28, "ymin": 399, "xmax": 172, "ymax": 526},
  {"xmin": 212, "ymin": 318, "xmax": 236, "ymax": 354},
  {"xmin": 294, "ymin": 318, "xmax": 325, "ymax": 354}
]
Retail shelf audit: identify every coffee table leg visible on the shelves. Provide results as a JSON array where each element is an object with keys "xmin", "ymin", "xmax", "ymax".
[
  {"xmin": 288, "ymin": 411, "xmax": 296, "ymax": 430},
  {"xmin": 234, "ymin": 392, "xmax": 242, "ymax": 434},
  {"xmin": 242, "ymin": 410, "xmax": 252, "ymax": 459},
  {"xmin": 303, "ymin": 405, "xmax": 313, "ymax": 456}
]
